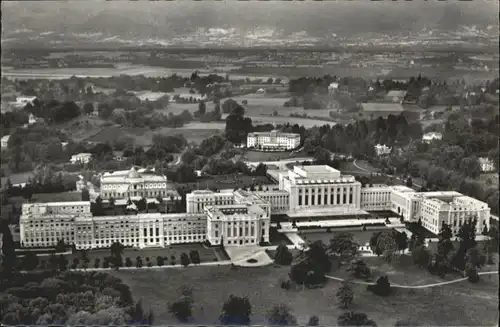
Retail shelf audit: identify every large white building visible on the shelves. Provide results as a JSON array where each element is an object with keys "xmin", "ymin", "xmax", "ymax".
[
  {"xmin": 279, "ymin": 165, "xmax": 363, "ymax": 217},
  {"xmin": 99, "ymin": 167, "xmax": 180, "ymax": 202},
  {"xmin": 70, "ymin": 153, "xmax": 93, "ymax": 164},
  {"xmin": 390, "ymin": 188, "xmax": 490, "ymax": 235},
  {"xmin": 19, "ymin": 165, "xmax": 492, "ymax": 250},
  {"xmin": 478, "ymin": 157, "xmax": 495, "ymax": 172},
  {"xmin": 247, "ymin": 130, "xmax": 300, "ymax": 151},
  {"xmin": 422, "ymin": 132, "xmax": 443, "ymax": 144},
  {"xmin": 205, "ymin": 203, "xmax": 270, "ymax": 246}
]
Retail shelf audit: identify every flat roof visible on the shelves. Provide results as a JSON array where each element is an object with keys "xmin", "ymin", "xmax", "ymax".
[
  {"xmin": 24, "ymin": 201, "xmax": 91, "ymax": 207},
  {"xmin": 362, "ymin": 103, "xmax": 405, "ymax": 112}
]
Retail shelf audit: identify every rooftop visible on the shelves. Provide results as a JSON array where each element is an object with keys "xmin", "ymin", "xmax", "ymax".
[
  {"xmin": 361, "ymin": 103, "xmax": 405, "ymax": 112},
  {"xmin": 24, "ymin": 201, "xmax": 91, "ymax": 207},
  {"xmin": 386, "ymin": 90, "xmax": 408, "ymax": 98}
]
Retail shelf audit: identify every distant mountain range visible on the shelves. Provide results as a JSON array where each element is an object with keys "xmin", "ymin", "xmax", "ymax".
[{"xmin": 2, "ymin": 1, "xmax": 499, "ymax": 50}]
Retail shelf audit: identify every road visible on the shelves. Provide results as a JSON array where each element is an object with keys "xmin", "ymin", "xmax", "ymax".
[{"xmin": 244, "ymin": 157, "xmax": 314, "ymax": 170}]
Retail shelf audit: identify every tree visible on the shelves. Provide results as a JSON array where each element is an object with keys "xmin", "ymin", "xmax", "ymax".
[
  {"xmin": 465, "ymin": 246, "xmax": 486, "ymax": 269},
  {"xmin": 83, "ymin": 103, "xmax": 94, "ymax": 115},
  {"xmin": 21, "ymin": 251, "xmax": 39, "ymax": 271},
  {"xmin": 109, "ymin": 197, "xmax": 116, "ymax": 214},
  {"xmin": 180, "ymin": 253, "xmax": 191, "ymax": 267},
  {"xmin": 188, "ymin": 250, "xmax": 200, "ymax": 264},
  {"xmin": 110, "ymin": 241, "xmax": 124, "ymax": 270},
  {"xmin": 307, "ymin": 315, "xmax": 319, "ymax": 326},
  {"xmin": 367, "ymin": 276, "xmax": 391, "ymax": 296},
  {"xmin": 168, "ymin": 298, "xmax": 192, "ymax": 323},
  {"xmin": 405, "ymin": 177, "xmax": 413, "ymax": 188},
  {"xmin": 266, "ymin": 304, "xmax": 297, "ymax": 326},
  {"xmin": 156, "ymin": 256, "xmax": 164, "ymax": 266},
  {"xmin": 395, "ymin": 232, "xmax": 409, "ymax": 254},
  {"xmin": 336, "ymin": 280, "xmax": 354, "ymax": 309},
  {"xmin": 219, "ymin": 295, "xmax": 252, "ymax": 325},
  {"xmin": 125, "ymin": 257, "xmax": 133, "ymax": 267},
  {"xmin": 452, "ymin": 218, "xmax": 478, "ymax": 271},
  {"xmin": 411, "ymin": 246, "xmax": 431, "ymax": 268},
  {"xmin": 329, "ymin": 232, "xmax": 359, "ymax": 265},
  {"xmin": 347, "ymin": 259, "xmax": 371, "ymax": 279},
  {"xmin": 135, "ymin": 256, "xmax": 143, "ymax": 268},
  {"xmin": 466, "ymin": 264, "xmax": 480, "ymax": 283},
  {"xmin": 376, "ymin": 232, "xmax": 398, "ymax": 263},
  {"xmin": 198, "ymin": 101, "xmax": 206, "ymax": 116},
  {"xmin": 55, "ymin": 239, "xmax": 67, "ymax": 253},
  {"xmin": 274, "ymin": 244, "xmax": 293, "ymax": 265},
  {"xmin": 338, "ymin": 311, "xmax": 377, "ymax": 326}
]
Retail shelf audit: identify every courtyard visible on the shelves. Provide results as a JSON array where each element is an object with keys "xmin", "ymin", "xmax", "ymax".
[{"xmin": 299, "ymin": 228, "xmax": 391, "ymax": 247}]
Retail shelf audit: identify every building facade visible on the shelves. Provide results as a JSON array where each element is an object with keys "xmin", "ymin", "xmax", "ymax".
[
  {"xmin": 205, "ymin": 203, "xmax": 270, "ymax": 246},
  {"xmin": 100, "ymin": 167, "xmax": 170, "ymax": 201},
  {"xmin": 374, "ymin": 144, "xmax": 392, "ymax": 156},
  {"xmin": 479, "ymin": 157, "xmax": 495, "ymax": 172},
  {"xmin": 422, "ymin": 132, "xmax": 442, "ymax": 144},
  {"xmin": 247, "ymin": 130, "xmax": 300, "ymax": 151},
  {"xmin": 279, "ymin": 166, "xmax": 362, "ymax": 214},
  {"xmin": 70, "ymin": 153, "xmax": 93, "ymax": 164},
  {"xmin": 360, "ymin": 184, "xmax": 392, "ymax": 211}
]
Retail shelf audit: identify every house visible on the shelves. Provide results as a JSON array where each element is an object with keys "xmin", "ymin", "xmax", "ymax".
[
  {"xmin": 1, "ymin": 135, "xmax": 10, "ymax": 149},
  {"xmin": 361, "ymin": 103, "xmax": 405, "ymax": 118},
  {"xmin": 28, "ymin": 113, "xmax": 44, "ymax": 125},
  {"xmin": 385, "ymin": 90, "xmax": 407, "ymax": 103},
  {"xmin": 256, "ymin": 88, "xmax": 266, "ymax": 94},
  {"xmin": 15, "ymin": 96, "xmax": 37, "ymax": 107},
  {"xmin": 422, "ymin": 132, "xmax": 442, "ymax": 144},
  {"xmin": 374, "ymin": 144, "xmax": 392, "ymax": 156},
  {"xmin": 70, "ymin": 153, "xmax": 93, "ymax": 164},
  {"xmin": 479, "ymin": 157, "xmax": 495, "ymax": 172}
]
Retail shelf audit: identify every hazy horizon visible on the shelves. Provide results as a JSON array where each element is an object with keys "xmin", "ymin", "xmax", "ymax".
[{"xmin": 2, "ymin": 0, "xmax": 499, "ymax": 49}]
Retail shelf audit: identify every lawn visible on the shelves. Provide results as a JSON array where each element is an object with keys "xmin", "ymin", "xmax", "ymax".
[
  {"xmin": 112, "ymin": 262, "xmax": 499, "ymax": 326},
  {"xmin": 68, "ymin": 243, "xmax": 220, "ymax": 264}
]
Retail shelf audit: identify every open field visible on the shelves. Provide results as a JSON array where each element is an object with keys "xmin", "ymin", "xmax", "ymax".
[
  {"xmin": 85, "ymin": 125, "xmax": 221, "ymax": 146},
  {"xmin": 113, "ymin": 262, "xmax": 499, "ymax": 326}
]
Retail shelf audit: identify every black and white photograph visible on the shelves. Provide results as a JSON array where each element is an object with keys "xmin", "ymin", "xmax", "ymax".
[{"xmin": 0, "ymin": 0, "xmax": 499, "ymax": 326}]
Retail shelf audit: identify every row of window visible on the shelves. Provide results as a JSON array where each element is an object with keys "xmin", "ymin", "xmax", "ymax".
[{"xmin": 298, "ymin": 193, "xmax": 354, "ymax": 206}]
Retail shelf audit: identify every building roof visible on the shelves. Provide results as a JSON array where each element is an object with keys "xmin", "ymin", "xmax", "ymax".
[
  {"xmin": 1, "ymin": 135, "xmax": 10, "ymax": 142},
  {"xmin": 361, "ymin": 103, "xmax": 405, "ymax": 112},
  {"xmin": 101, "ymin": 167, "xmax": 166, "ymax": 184},
  {"xmin": 248, "ymin": 130, "xmax": 300, "ymax": 138},
  {"xmin": 72, "ymin": 152, "xmax": 92, "ymax": 158},
  {"xmin": 24, "ymin": 201, "xmax": 91, "ymax": 207},
  {"xmin": 386, "ymin": 90, "xmax": 407, "ymax": 98},
  {"xmin": 422, "ymin": 132, "xmax": 442, "ymax": 139}
]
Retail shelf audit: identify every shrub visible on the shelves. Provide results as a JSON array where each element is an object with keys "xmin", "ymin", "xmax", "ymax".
[
  {"xmin": 125, "ymin": 257, "xmax": 133, "ymax": 267},
  {"xmin": 247, "ymin": 258, "xmax": 258, "ymax": 263},
  {"xmin": 157, "ymin": 256, "xmax": 165, "ymax": 266},
  {"xmin": 274, "ymin": 244, "xmax": 293, "ymax": 266},
  {"xmin": 367, "ymin": 276, "xmax": 391, "ymax": 296},
  {"xmin": 347, "ymin": 259, "xmax": 371, "ymax": 279},
  {"xmin": 213, "ymin": 257, "xmax": 218, "ymax": 262},
  {"xmin": 280, "ymin": 279, "xmax": 291, "ymax": 290},
  {"xmin": 308, "ymin": 315, "xmax": 319, "ymax": 326},
  {"xmin": 466, "ymin": 265, "xmax": 480, "ymax": 283},
  {"xmin": 147, "ymin": 261, "xmax": 153, "ymax": 267},
  {"xmin": 102, "ymin": 260, "xmax": 110, "ymax": 269}
]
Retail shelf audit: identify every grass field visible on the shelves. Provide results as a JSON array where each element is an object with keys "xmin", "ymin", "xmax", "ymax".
[
  {"xmin": 85, "ymin": 125, "xmax": 221, "ymax": 146},
  {"xmin": 113, "ymin": 261, "xmax": 499, "ymax": 326}
]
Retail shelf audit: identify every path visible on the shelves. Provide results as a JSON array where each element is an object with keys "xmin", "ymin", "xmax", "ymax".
[{"xmin": 325, "ymin": 271, "xmax": 498, "ymax": 289}]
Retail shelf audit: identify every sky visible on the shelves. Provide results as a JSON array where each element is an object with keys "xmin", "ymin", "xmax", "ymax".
[{"xmin": 1, "ymin": 1, "xmax": 499, "ymax": 44}]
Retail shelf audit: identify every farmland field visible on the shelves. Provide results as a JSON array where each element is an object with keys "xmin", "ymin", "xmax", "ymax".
[{"xmin": 113, "ymin": 262, "xmax": 499, "ymax": 326}]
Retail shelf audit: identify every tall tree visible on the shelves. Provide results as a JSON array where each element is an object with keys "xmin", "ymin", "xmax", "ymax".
[
  {"xmin": 336, "ymin": 280, "xmax": 354, "ymax": 309},
  {"xmin": 219, "ymin": 295, "xmax": 252, "ymax": 325}
]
